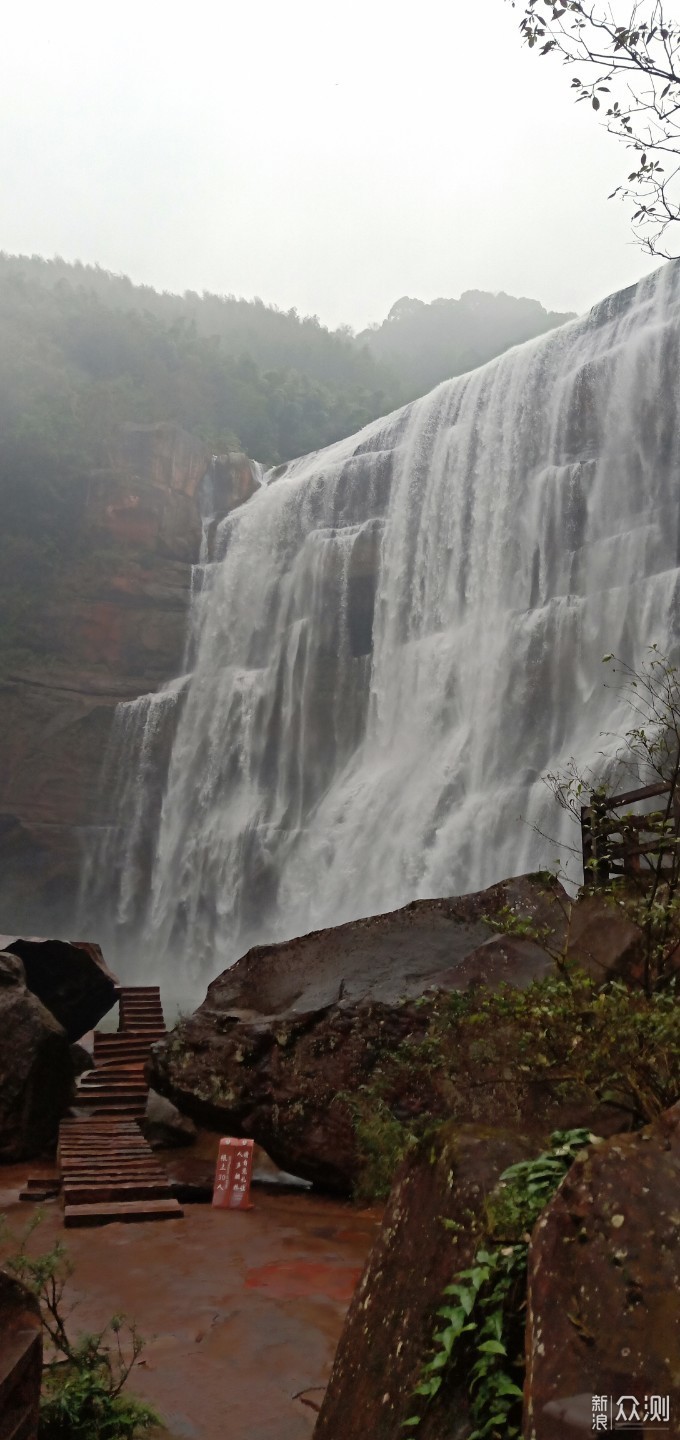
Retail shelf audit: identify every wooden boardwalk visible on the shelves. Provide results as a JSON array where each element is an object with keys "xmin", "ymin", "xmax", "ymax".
[
  {"xmin": 58, "ymin": 985, "xmax": 183, "ymax": 1227},
  {"xmin": 58, "ymin": 1118, "xmax": 182, "ymax": 1227}
]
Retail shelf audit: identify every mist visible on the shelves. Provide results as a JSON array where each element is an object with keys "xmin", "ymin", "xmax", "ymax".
[{"xmin": 1, "ymin": 0, "xmax": 659, "ymax": 329}]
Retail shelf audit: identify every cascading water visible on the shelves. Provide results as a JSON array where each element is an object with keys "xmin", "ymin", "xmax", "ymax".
[{"xmin": 87, "ymin": 262, "xmax": 680, "ymax": 992}]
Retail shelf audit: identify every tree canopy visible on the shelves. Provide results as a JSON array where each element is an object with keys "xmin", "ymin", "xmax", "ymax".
[
  {"xmin": 509, "ymin": 1, "xmax": 680, "ymax": 256},
  {"xmin": 0, "ymin": 254, "xmax": 396, "ymax": 471}
]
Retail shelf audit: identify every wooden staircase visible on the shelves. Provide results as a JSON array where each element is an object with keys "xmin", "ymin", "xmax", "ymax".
[
  {"xmin": 58, "ymin": 1118, "xmax": 183, "ymax": 1227},
  {"xmin": 58, "ymin": 986, "xmax": 183, "ymax": 1226},
  {"xmin": 78, "ymin": 985, "xmax": 167, "ymax": 1119}
]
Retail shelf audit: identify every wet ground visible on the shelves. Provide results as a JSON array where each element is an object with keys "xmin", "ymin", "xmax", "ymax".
[{"xmin": 0, "ymin": 1146, "xmax": 381, "ymax": 1440}]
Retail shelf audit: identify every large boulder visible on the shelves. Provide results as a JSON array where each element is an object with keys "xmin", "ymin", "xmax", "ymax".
[
  {"xmin": 524, "ymin": 1102, "xmax": 680, "ymax": 1439},
  {"xmin": 0, "ymin": 936, "xmax": 117, "ymax": 1041},
  {"xmin": 149, "ymin": 875, "xmax": 624, "ymax": 1192},
  {"xmin": 564, "ymin": 893, "xmax": 646, "ymax": 985},
  {"xmin": 314, "ymin": 1123, "xmax": 532, "ymax": 1440},
  {"xmin": 0, "ymin": 951, "xmax": 74, "ymax": 1160}
]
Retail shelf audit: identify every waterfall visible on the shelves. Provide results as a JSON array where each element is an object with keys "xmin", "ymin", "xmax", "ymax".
[{"xmin": 92, "ymin": 262, "xmax": 680, "ymax": 989}]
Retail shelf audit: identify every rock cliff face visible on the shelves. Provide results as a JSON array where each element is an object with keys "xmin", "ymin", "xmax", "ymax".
[{"xmin": 0, "ymin": 423, "xmax": 259, "ymax": 932}]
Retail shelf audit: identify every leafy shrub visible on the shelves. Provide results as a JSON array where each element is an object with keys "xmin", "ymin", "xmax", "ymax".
[
  {"xmin": 405, "ymin": 1129, "xmax": 593, "ymax": 1437},
  {"xmin": 348, "ymin": 973, "xmax": 680, "ymax": 1200},
  {"xmin": 0, "ymin": 1219, "xmax": 159, "ymax": 1440}
]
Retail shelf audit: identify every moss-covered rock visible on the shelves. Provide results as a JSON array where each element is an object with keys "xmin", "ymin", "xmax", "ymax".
[{"xmin": 524, "ymin": 1102, "xmax": 680, "ymax": 1439}]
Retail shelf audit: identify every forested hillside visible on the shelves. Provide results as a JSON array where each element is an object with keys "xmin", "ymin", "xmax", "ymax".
[
  {"xmin": 0, "ymin": 253, "xmax": 397, "ymax": 471},
  {"xmin": 359, "ymin": 290, "xmax": 575, "ymax": 398},
  {"xmin": 0, "ymin": 256, "xmax": 576, "ymax": 482}
]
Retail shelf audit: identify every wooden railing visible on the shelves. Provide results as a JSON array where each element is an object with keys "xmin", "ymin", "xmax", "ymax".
[{"xmin": 581, "ymin": 778, "xmax": 679, "ymax": 887}]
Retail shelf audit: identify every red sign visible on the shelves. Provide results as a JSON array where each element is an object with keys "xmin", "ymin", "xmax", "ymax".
[{"xmin": 212, "ymin": 1137, "xmax": 254, "ymax": 1210}]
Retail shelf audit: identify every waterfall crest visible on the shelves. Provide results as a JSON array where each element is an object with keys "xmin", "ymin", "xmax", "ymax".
[{"xmin": 87, "ymin": 263, "xmax": 680, "ymax": 985}]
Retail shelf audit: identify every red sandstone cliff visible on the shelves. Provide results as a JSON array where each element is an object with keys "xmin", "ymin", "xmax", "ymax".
[{"xmin": 0, "ymin": 423, "xmax": 259, "ymax": 932}]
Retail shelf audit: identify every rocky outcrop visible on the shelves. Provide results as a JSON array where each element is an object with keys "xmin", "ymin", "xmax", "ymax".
[
  {"xmin": 141, "ymin": 1089, "xmax": 197, "ymax": 1150},
  {"xmin": 149, "ymin": 875, "xmax": 634, "ymax": 1192},
  {"xmin": 314, "ymin": 1123, "xmax": 532, "ymax": 1440},
  {"xmin": 0, "ymin": 424, "xmax": 260, "ymax": 932},
  {"xmin": 524, "ymin": 1103, "xmax": 680, "ymax": 1439},
  {"xmin": 0, "ymin": 935, "xmax": 117, "ymax": 1041},
  {"xmin": 0, "ymin": 951, "xmax": 74, "ymax": 1160}
]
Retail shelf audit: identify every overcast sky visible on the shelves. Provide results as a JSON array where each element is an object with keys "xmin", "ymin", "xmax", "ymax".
[{"xmin": 1, "ymin": 0, "xmax": 661, "ymax": 331}]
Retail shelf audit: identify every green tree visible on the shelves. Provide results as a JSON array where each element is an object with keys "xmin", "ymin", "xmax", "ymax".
[
  {"xmin": 1, "ymin": 1218, "xmax": 159, "ymax": 1440},
  {"xmin": 508, "ymin": 2, "xmax": 680, "ymax": 255}
]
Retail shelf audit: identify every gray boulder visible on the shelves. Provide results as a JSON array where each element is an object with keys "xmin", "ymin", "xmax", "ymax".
[{"xmin": 0, "ymin": 951, "xmax": 75, "ymax": 1160}]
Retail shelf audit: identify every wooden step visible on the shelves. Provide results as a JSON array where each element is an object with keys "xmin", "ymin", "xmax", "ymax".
[
  {"xmin": 60, "ymin": 1160, "xmax": 152, "ymax": 1168},
  {"xmin": 75, "ymin": 1105, "xmax": 147, "ymax": 1118},
  {"xmin": 64, "ymin": 1181, "xmax": 171, "ymax": 1204},
  {"xmin": 58, "ymin": 1019, "xmax": 180, "ymax": 1228},
  {"xmin": 85, "ymin": 1057, "xmax": 147, "ymax": 1068},
  {"xmin": 64, "ymin": 1198, "xmax": 183, "ymax": 1227},
  {"xmin": 118, "ymin": 986, "xmax": 162, "ymax": 993},
  {"xmin": 95, "ymin": 1034, "xmax": 159, "ymax": 1046},
  {"xmin": 74, "ymin": 1106, "xmax": 147, "ymax": 1117},
  {"xmin": 77, "ymin": 1083, "xmax": 148, "ymax": 1093},
  {"xmin": 77, "ymin": 1095, "xmax": 149, "ymax": 1105},
  {"xmin": 61, "ymin": 1167, "xmax": 158, "ymax": 1177}
]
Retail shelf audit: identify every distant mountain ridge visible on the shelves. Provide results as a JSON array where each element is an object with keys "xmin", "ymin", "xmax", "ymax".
[{"xmin": 359, "ymin": 290, "xmax": 575, "ymax": 400}]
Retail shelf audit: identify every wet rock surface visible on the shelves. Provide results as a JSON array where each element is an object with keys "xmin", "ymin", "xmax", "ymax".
[
  {"xmin": 142, "ymin": 1089, "xmax": 198, "ymax": 1150},
  {"xmin": 314, "ymin": 1123, "xmax": 532, "ymax": 1440},
  {"xmin": 0, "ymin": 935, "xmax": 117, "ymax": 1040},
  {"xmin": 149, "ymin": 875, "xmax": 632, "ymax": 1192},
  {"xmin": 0, "ymin": 951, "xmax": 74, "ymax": 1160},
  {"xmin": 0, "ymin": 1154, "xmax": 380, "ymax": 1440},
  {"xmin": 524, "ymin": 1102, "xmax": 680, "ymax": 1439}
]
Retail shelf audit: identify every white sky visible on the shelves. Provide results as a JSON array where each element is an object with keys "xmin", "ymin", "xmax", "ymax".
[{"xmin": 0, "ymin": 0, "xmax": 662, "ymax": 330}]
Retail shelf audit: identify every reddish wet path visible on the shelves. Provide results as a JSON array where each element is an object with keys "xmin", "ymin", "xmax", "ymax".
[{"xmin": 0, "ymin": 1158, "xmax": 381, "ymax": 1440}]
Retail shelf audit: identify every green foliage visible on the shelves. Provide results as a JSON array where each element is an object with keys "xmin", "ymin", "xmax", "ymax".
[
  {"xmin": 440, "ymin": 972, "xmax": 680, "ymax": 1121},
  {"xmin": 405, "ymin": 1130, "xmax": 592, "ymax": 1437},
  {"xmin": 0, "ymin": 1218, "xmax": 159, "ymax": 1440},
  {"xmin": 507, "ymin": 2, "xmax": 680, "ymax": 257},
  {"xmin": 482, "ymin": 902, "xmax": 568, "ymax": 968},
  {"xmin": 348, "ymin": 972, "xmax": 680, "ymax": 1200},
  {"xmin": 0, "ymin": 253, "xmax": 397, "ymax": 470},
  {"xmin": 40, "ymin": 1356, "xmax": 159, "ymax": 1440},
  {"xmin": 340, "ymin": 1091, "xmax": 417, "ymax": 1200}
]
